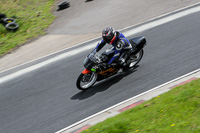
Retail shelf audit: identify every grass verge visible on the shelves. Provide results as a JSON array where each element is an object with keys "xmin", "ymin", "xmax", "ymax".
[
  {"xmin": 0, "ymin": 0, "xmax": 56, "ymax": 57},
  {"xmin": 82, "ymin": 79, "xmax": 200, "ymax": 133}
]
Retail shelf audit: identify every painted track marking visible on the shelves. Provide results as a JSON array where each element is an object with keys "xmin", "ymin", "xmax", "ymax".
[{"xmin": 0, "ymin": 3, "xmax": 200, "ymax": 84}]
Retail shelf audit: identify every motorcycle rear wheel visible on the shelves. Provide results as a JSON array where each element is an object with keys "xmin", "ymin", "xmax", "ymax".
[
  {"xmin": 123, "ymin": 49, "xmax": 144, "ymax": 71},
  {"xmin": 129, "ymin": 49, "xmax": 143, "ymax": 67},
  {"xmin": 76, "ymin": 72, "xmax": 97, "ymax": 90}
]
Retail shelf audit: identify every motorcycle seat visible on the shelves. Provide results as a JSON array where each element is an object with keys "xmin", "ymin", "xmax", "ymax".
[{"xmin": 129, "ymin": 36, "xmax": 146, "ymax": 53}]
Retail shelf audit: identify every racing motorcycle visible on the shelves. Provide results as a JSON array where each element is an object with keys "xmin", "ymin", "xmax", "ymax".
[{"xmin": 76, "ymin": 36, "xmax": 147, "ymax": 90}]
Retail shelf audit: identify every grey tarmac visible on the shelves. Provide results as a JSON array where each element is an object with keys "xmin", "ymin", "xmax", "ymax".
[{"xmin": 0, "ymin": 0, "xmax": 200, "ymax": 72}]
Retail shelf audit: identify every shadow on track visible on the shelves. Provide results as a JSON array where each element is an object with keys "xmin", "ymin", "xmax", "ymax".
[{"xmin": 71, "ymin": 66, "xmax": 139, "ymax": 100}]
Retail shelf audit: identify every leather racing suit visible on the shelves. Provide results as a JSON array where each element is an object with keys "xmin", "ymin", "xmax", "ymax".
[{"xmin": 95, "ymin": 31, "xmax": 133, "ymax": 69}]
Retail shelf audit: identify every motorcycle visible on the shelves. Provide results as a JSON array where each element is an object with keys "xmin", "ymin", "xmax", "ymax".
[{"xmin": 76, "ymin": 36, "xmax": 147, "ymax": 90}]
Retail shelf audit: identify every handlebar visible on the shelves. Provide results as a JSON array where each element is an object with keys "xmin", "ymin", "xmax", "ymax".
[{"xmin": 88, "ymin": 52, "xmax": 101, "ymax": 63}]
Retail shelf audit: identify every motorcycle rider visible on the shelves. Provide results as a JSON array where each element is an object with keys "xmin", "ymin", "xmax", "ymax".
[{"xmin": 95, "ymin": 27, "xmax": 133, "ymax": 71}]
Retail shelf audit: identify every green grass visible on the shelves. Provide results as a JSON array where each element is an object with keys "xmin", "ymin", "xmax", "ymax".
[
  {"xmin": 0, "ymin": 0, "xmax": 56, "ymax": 56},
  {"xmin": 82, "ymin": 79, "xmax": 200, "ymax": 133}
]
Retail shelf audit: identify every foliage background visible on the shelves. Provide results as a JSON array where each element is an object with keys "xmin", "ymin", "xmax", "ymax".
[{"xmin": 0, "ymin": 0, "xmax": 56, "ymax": 56}]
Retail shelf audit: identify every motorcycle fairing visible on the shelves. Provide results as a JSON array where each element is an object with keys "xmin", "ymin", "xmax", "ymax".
[
  {"xmin": 97, "ymin": 67, "xmax": 116, "ymax": 75},
  {"xmin": 97, "ymin": 67, "xmax": 120, "ymax": 81},
  {"xmin": 82, "ymin": 69, "xmax": 92, "ymax": 74}
]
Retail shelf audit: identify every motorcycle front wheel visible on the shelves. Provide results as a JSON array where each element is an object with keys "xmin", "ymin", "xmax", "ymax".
[{"xmin": 76, "ymin": 72, "xmax": 97, "ymax": 90}]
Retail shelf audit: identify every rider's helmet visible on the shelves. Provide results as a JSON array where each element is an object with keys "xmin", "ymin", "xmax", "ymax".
[{"xmin": 102, "ymin": 27, "xmax": 116, "ymax": 44}]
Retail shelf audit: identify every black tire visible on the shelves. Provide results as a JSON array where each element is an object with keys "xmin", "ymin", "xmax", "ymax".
[
  {"xmin": 0, "ymin": 13, "xmax": 6, "ymax": 19},
  {"xmin": 123, "ymin": 49, "xmax": 144, "ymax": 71},
  {"xmin": 57, "ymin": 1, "xmax": 70, "ymax": 11},
  {"xmin": 76, "ymin": 73, "xmax": 97, "ymax": 90},
  {"xmin": 2, "ymin": 18, "xmax": 16, "ymax": 25},
  {"xmin": 0, "ymin": 13, "xmax": 6, "ymax": 23},
  {"xmin": 131, "ymin": 49, "xmax": 144, "ymax": 67},
  {"xmin": 5, "ymin": 22, "xmax": 19, "ymax": 31},
  {"xmin": 85, "ymin": 0, "xmax": 93, "ymax": 2}
]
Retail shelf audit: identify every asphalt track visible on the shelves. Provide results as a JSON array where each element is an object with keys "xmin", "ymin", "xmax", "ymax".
[{"xmin": 0, "ymin": 10, "xmax": 200, "ymax": 133}]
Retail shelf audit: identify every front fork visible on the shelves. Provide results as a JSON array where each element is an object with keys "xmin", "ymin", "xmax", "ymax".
[{"xmin": 81, "ymin": 69, "xmax": 96, "ymax": 82}]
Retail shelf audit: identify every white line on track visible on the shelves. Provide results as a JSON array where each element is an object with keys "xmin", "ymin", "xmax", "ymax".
[
  {"xmin": 0, "ymin": 44, "xmax": 95, "ymax": 84},
  {"xmin": 56, "ymin": 68, "xmax": 200, "ymax": 133},
  {"xmin": 0, "ymin": 4, "xmax": 200, "ymax": 84},
  {"xmin": 55, "ymin": 3, "xmax": 200, "ymax": 133},
  {"xmin": 124, "ymin": 4, "xmax": 200, "ymax": 36}
]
